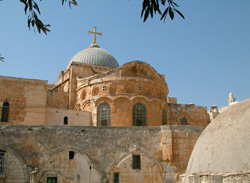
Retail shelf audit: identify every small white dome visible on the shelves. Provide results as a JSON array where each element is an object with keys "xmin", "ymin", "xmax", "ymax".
[{"xmin": 67, "ymin": 43, "xmax": 119, "ymax": 69}]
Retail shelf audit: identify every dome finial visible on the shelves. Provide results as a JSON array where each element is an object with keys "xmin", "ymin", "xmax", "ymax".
[{"xmin": 88, "ymin": 26, "xmax": 102, "ymax": 45}]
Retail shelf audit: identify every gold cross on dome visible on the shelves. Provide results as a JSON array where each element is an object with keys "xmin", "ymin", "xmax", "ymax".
[{"xmin": 88, "ymin": 26, "xmax": 102, "ymax": 44}]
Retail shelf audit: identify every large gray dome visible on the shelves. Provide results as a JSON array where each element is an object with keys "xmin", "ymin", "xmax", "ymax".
[
  {"xmin": 67, "ymin": 43, "xmax": 119, "ymax": 69},
  {"xmin": 186, "ymin": 99, "xmax": 250, "ymax": 174}
]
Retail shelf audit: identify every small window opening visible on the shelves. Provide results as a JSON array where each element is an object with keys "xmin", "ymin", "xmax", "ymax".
[
  {"xmin": 181, "ymin": 117, "xmax": 188, "ymax": 125},
  {"xmin": 47, "ymin": 177, "xmax": 57, "ymax": 183},
  {"xmin": 137, "ymin": 85, "xmax": 142, "ymax": 91},
  {"xmin": 89, "ymin": 166, "xmax": 92, "ymax": 170},
  {"xmin": 64, "ymin": 116, "xmax": 68, "ymax": 125},
  {"xmin": 1, "ymin": 102, "xmax": 9, "ymax": 122},
  {"xmin": 69, "ymin": 151, "xmax": 74, "ymax": 160},
  {"xmin": 113, "ymin": 173, "xmax": 119, "ymax": 183},
  {"xmin": 0, "ymin": 150, "xmax": 6, "ymax": 176},
  {"xmin": 102, "ymin": 86, "xmax": 107, "ymax": 91},
  {"xmin": 132, "ymin": 155, "xmax": 141, "ymax": 169}
]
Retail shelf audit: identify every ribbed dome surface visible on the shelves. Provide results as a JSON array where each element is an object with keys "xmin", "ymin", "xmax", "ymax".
[
  {"xmin": 186, "ymin": 99, "xmax": 250, "ymax": 174},
  {"xmin": 67, "ymin": 43, "xmax": 119, "ymax": 69}
]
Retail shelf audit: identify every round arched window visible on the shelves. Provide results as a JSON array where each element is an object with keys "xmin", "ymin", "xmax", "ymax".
[
  {"xmin": 133, "ymin": 103, "xmax": 147, "ymax": 126},
  {"xmin": 97, "ymin": 103, "xmax": 111, "ymax": 126}
]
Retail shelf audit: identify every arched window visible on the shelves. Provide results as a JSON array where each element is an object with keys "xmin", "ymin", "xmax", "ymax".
[
  {"xmin": 162, "ymin": 109, "xmax": 167, "ymax": 125},
  {"xmin": 133, "ymin": 103, "xmax": 147, "ymax": 126},
  {"xmin": 1, "ymin": 102, "xmax": 9, "ymax": 122},
  {"xmin": 64, "ymin": 116, "xmax": 68, "ymax": 125},
  {"xmin": 181, "ymin": 117, "xmax": 188, "ymax": 125},
  {"xmin": 97, "ymin": 103, "xmax": 111, "ymax": 126}
]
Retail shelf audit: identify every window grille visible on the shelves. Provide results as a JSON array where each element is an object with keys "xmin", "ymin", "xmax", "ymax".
[
  {"xmin": 181, "ymin": 117, "xmax": 188, "ymax": 125},
  {"xmin": 113, "ymin": 173, "xmax": 119, "ymax": 183},
  {"xmin": 47, "ymin": 177, "xmax": 57, "ymax": 183},
  {"xmin": 97, "ymin": 103, "xmax": 111, "ymax": 126},
  {"xmin": 1, "ymin": 102, "xmax": 9, "ymax": 122},
  {"xmin": 133, "ymin": 103, "xmax": 147, "ymax": 126},
  {"xmin": 132, "ymin": 155, "xmax": 141, "ymax": 169},
  {"xmin": 0, "ymin": 150, "xmax": 8, "ymax": 177}
]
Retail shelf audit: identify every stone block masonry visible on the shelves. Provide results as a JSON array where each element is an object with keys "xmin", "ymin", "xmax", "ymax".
[{"xmin": 0, "ymin": 124, "xmax": 204, "ymax": 183}]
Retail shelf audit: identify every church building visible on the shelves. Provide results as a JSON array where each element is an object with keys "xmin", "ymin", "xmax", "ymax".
[{"xmin": 0, "ymin": 27, "xmax": 210, "ymax": 183}]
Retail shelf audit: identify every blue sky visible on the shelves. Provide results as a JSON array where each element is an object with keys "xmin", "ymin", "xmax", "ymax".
[{"xmin": 0, "ymin": 0, "xmax": 249, "ymax": 109}]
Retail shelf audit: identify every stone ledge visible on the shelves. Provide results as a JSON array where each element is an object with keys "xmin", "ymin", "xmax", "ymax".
[{"xmin": 180, "ymin": 171, "xmax": 250, "ymax": 183}]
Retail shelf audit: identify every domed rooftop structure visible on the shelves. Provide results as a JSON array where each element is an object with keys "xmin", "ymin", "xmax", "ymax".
[
  {"xmin": 67, "ymin": 27, "xmax": 119, "ymax": 69},
  {"xmin": 67, "ymin": 43, "xmax": 119, "ymax": 69},
  {"xmin": 185, "ymin": 98, "xmax": 250, "ymax": 174}
]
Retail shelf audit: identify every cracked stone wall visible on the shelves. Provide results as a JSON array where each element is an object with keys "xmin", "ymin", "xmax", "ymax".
[{"xmin": 0, "ymin": 125, "xmax": 204, "ymax": 183}]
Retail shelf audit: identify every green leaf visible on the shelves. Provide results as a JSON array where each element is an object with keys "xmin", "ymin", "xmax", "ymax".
[
  {"xmin": 175, "ymin": 9, "xmax": 185, "ymax": 19},
  {"xmin": 150, "ymin": 5, "xmax": 154, "ymax": 18},
  {"xmin": 172, "ymin": 2, "xmax": 179, "ymax": 7},
  {"xmin": 143, "ymin": 8, "xmax": 150, "ymax": 22},
  {"xmin": 160, "ymin": 7, "xmax": 169, "ymax": 20},
  {"xmin": 169, "ymin": 7, "xmax": 174, "ymax": 20}
]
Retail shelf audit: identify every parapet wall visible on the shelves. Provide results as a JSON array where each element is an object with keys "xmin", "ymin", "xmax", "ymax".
[
  {"xmin": 168, "ymin": 103, "xmax": 209, "ymax": 126},
  {"xmin": 0, "ymin": 125, "xmax": 205, "ymax": 183},
  {"xmin": 180, "ymin": 172, "xmax": 250, "ymax": 183}
]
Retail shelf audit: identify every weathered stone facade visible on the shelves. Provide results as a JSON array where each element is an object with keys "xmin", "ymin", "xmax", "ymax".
[
  {"xmin": 0, "ymin": 125, "xmax": 204, "ymax": 183},
  {"xmin": 0, "ymin": 39, "xmax": 211, "ymax": 183},
  {"xmin": 0, "ymin": 76, "xmax": 91, "ymax": 126}
]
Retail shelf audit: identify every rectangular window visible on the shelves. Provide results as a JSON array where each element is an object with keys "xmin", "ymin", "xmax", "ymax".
[
  {"xmin": 69, "ymin": 151, "xmax": 74, "ymax": 160},
  {"xmin": 113, "ymin": 173, "xmax": 119, "ymax": 183},
  {"xmin": 47, "ymin": 177, "xmax": 57, "ymax": 183},
  {"xmin": 102, "ymin": 86, "xmax": 107, "ymax": 91},
  {"xmin": 0, "ymin": 150, "xmax": 6, "ymax": 176},
  {"xmin": 132, "ymin": 155, "xmax": 141, "ymax": 169}
]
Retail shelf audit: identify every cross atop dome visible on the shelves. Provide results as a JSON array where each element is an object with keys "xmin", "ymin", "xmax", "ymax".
[{"xmin": 88, "ymin": 26, "xmax": 102, "ymax": 44}]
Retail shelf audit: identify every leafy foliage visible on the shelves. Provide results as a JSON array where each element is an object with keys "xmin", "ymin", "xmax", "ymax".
[
  {"xmin": 141, "ymin": 0, "xmax": 185, "ymax": 22},
  {"xmin": 19, "ymin": 0, "xmax": 77, "ymax": 35},
  {"xmin": 0, "ymin": 54, "xmax": 4, "ymax": 62},
  {"xmin": 16, "ymin": 0, "xmax": 183, "ymax": 35}
]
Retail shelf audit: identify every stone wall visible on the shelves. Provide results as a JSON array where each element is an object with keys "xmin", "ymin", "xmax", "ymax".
[
  {"xmin": 0, "ymin": 76, "xmax": 48, "ymax": 125},
  {"xmin": 45, "ymin": 107, "xmax": 92, "ymax": 126},
  {"xmin": 180, "ymin": 172, "xmax": 250, "ymax": 183},
  {"xmin": 47, "ymin": 90, "xmax": 69, "ymax": 109},
  {"xmin": 0, "ymin": 148, "xmax": 28, "ymax": 183},
  {"xmin": 168, "ymin": 104, "xmax": 209, "ymax": 126},
  {"xmin": 0, "ymin": 125, "xmax": 204, "ymax": 183}
]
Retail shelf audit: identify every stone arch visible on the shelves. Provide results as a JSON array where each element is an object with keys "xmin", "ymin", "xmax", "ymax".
[
  {"xmin": 0, "ymin": 145, "xmax": 29, "ymax": 183},
  {"xmin": 94, "ymin": 96, "xmax": 113, "ymax": 107},
  {"xmin": 150, "ymin": 98, "xmax": 164, "ymax": 107},
  {"xmin": 38, "ymin": 147, "xmax": 101, "ymax": 183},
  {"xmin": 130, "ymin": 96, "xmax": 150, "ymax": 105},
  {"xmin": 109, "ymin": 150, "xmax": 164, "ymax": 183},
  {"xmin": 113, "ymin": 96, "xmax": 131, "ymax": 104}
]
